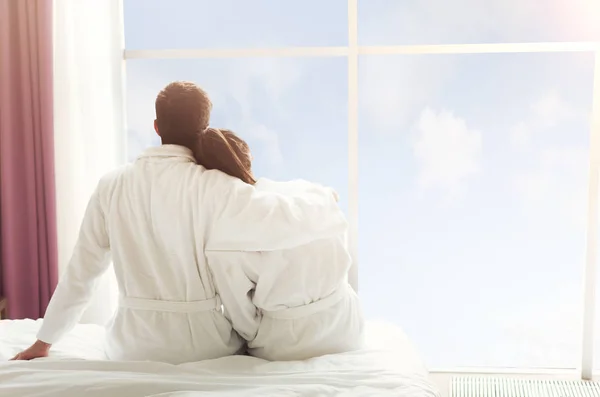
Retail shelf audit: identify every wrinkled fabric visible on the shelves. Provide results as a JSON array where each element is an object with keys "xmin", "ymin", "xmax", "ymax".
[
  {"xmin": 208, "ymin": 178, "xmax": 365, "ymax": 361},
  {"xmin": 36, "ymin": 145, "xmax": 347, "ymax": 364},
  {"xmin": 0, "ymin": 319, "xmax": 440, "ymax": 397}
]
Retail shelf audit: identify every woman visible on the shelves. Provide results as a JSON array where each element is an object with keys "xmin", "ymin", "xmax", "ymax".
[{"xmin": 197, "ymin": 127, "xmax": 365, "ymax": 361}]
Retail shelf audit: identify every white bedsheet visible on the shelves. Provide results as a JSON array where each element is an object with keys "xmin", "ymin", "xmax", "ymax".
[{"xmin": 0, "ymin": 319, "xmax": 440, "ymax": 397}]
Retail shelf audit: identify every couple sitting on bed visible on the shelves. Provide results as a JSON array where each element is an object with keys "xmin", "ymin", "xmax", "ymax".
[{"xmin": 12, "ymin": 81, "xmax": 364, "ymax": 364}]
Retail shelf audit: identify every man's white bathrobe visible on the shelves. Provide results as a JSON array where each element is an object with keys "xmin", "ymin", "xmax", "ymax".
[
  {"xmin": 207, "ymin": 178, "xmax": 365, "ymax": 361},
  {"xmin": 37, "ymin": 145, "xmax": 346, "ymax": 364}
]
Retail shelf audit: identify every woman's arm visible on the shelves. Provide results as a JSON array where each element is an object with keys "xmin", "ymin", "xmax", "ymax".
[{"xmin": 207, "ymin": 251, "xmax": 261, "ymax": 342}]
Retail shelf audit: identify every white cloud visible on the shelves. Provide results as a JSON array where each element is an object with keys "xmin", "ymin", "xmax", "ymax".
[
  {"xmin": 360, "ymin": 56, "xmax": 453, "ymax": 133},
  {"xmin": 514, "ymin": 146, "xmax": 588, "ymax": 227},
  {"xmin": 362, "ymin": 0, "xmax": 498, "ymax": 44},
  {"xmin": 412, "ymin": 108, "xmax": 482, "ymax": 197},
  {"xmin": 509, "ymin": 91, "xmax": 581, "ymax": 149},
  {"xmin": 212, "ymin": 59, "xmax": 304, "ymax": 167},
  {"xmin": 217, "ymin": 59, "xmax": 303, "ymax": 115},
  {"xmin": 532, "ymin": 91, "xmax": 575, "ymax": 123},
  {"xmin": 510, "ymin": 91, "xmax": 589, "ymax": 226},
  {"xmin": 244, "ymin": 124, "xmax": 284, "ymax": 166},
  {"xmin": 509, "ymin": 122, "xmax": 532, "ymax": 148}
]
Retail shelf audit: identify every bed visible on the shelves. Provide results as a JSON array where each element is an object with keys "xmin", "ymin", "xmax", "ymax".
[{"xmin": 0, "ymin": 319, "xmax": 440, "ymax": 396}]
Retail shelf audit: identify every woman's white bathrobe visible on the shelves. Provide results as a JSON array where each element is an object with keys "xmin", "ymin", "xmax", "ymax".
[
  {"xmin": 36, "ymin": 145, "xmax": 346, "ymax": 364},
  {"xmin": 207, "ymin": 178, "xmax": 365, "ymax": 361}
]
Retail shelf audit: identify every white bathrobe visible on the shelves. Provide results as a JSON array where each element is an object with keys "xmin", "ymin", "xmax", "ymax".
[
  {"xmin": 207, "ymin": 178, "xmax": 365, "ymax": 361},
  {"xmin": 37, "ymin": 145, "xmax": 347, "ymax": 364}
]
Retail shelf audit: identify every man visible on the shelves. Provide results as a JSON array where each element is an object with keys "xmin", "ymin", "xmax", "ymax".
[{"xmin": 13, "ymin": 82, "xmax": 346, "ymax": 364}]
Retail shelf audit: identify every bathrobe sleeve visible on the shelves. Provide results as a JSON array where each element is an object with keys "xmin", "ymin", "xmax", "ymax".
[
  {"xmin": 37, "ymin": 185, "xmax": 111, "ymax": 344},
  {"xmin": 205, "ymin": 173, "xmax": 348, "ymax": 252},
  {"xmin": 207, "ymin": 251, "xmax": 261, "ymax": 342}
]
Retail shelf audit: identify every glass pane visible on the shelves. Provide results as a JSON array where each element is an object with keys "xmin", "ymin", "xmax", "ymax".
[
  {"xmin": 124, "ymin": 0, "xmax": 347, "ymax": 50},
  {"xmin": 126, "ymin": 57, "xmax": 348, "ymax": 211},
  {"xmin": 358, "ymin": 52, "xmax": 594, "ymax": 368},
  {"xmin": 359, "ymin": 0, "xmax": 600, "ymax": 45}
]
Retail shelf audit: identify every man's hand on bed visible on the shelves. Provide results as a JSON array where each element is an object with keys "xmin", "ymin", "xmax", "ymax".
[{"xmin": 10, "ymin": 340, "xmax": 51, "ymax": 361}]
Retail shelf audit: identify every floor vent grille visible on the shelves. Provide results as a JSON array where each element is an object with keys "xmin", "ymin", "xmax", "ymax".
[{"xmin": 451, "ymin": 377, "xmax": 600, "ymax": 397}]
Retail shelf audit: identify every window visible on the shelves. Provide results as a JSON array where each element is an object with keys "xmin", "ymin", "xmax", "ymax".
[
  {"xmin": 358, "ymin": 52, "xmax": 594, "ymax": 368},
  {"xmin": 123, "ymin": 0, "xmax": 600, "ymax": 376}
]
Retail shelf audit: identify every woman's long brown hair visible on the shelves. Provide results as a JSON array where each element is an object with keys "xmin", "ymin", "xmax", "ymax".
[{"xmin": 195, "ymin": 128, "xmax": 256, "ymax": 185}]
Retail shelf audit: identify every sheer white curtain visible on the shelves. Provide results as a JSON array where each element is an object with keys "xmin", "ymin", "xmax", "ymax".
[{"xmin": 53, "ymin": 0, "xmax": 125, "ymax": 325}]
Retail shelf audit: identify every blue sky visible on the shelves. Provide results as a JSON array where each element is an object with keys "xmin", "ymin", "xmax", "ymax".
[{"xmin": 123, "ymin": 0, "xmax": 600, "ymax": 368}]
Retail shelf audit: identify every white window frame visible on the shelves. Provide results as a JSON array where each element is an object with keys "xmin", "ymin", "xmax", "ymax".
[{"xmin": 119, "ymin": 0, "xmax": 600, "ymax": 379}]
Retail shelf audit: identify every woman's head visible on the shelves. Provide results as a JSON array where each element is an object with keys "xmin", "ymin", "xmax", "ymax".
[
  {"xmin": 196, "ymin": 128, "xmax": 256, "ymax": 185},
  {"xmin": 154, "ymin": 81, "xmax": 212, "ymax": 152}
]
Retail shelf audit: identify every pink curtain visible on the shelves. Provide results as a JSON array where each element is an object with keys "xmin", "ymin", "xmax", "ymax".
[{"xmin": 0, "ymin": 0, "xmax": 59, "ymax": 319}]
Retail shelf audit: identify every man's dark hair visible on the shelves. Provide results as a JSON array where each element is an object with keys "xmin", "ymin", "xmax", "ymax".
[{"xmin": 155, "ymin": 81, "xmax": 212, "ymax": 156}]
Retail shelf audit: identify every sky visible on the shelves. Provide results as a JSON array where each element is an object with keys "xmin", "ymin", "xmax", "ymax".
[{"xmin": 123, "ymin": 0, "xmax": 600, "ymax": 369}]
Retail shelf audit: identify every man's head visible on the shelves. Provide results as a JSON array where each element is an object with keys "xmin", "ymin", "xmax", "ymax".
[{"xmin": 154, "ymin": 81, "xmax": 212, "ymax": 148}]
